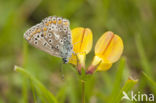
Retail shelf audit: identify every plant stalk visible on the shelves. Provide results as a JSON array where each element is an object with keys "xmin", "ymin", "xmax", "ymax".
[{"xmin": 81, "ymin": 80, "xmax": 85, "ymax": 103}]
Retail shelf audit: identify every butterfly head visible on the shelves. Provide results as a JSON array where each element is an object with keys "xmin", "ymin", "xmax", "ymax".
[{"xmin": 62, "ymin": 58, "xmax": 68, "ymax": 64}]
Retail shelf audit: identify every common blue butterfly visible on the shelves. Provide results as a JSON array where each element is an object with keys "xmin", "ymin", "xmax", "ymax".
[{"xmin": 24, "ymin": 16, "xmax": 73, "ymax": 63}]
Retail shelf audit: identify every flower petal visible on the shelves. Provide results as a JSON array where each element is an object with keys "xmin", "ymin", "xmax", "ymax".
[
  {"xmin": 86, "ymin": 56, "xmax": 112, "ymax": 73},
  {"xmin": 91, "ymin": 56, "xmax": 102, "ymax": 66},
  {"xmin": 77, "ymin": 53, "xmax": 86, "ymax": 67},
  {"xmin": 71, "ymin": 27, "xmax": 93, "ymax": 54},
  {"xmin": 70, "ymin": 27, "xmax": 93, "ymax": 67},
  {"xmin": 69, "ymin": 53, "xmax": 77, "ymax": 65},
  {"xmin": 95, "ymin": 31, "xmax": 123, "ymax": 63},
  {"xmin": 96, "ymin": 62, "xmax": 112, "ymax": 71}
]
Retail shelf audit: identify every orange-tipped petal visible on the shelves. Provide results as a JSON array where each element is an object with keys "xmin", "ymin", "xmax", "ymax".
[{"xmin": 95, "ymin": 31, "xmax": 123, "ymax": 63}]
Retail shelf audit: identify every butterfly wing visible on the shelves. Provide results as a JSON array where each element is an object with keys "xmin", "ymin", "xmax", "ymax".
[
  {"xmin": 24, "ymin": 22, "xmax": 61, "ymax": 57},
  {"xmin": 24, "ymin": 16, "xmax": 73, "ymax": 62},
  {"xmin": 41, "ymin": 16, "xmax": 73, "ymax": 62}
]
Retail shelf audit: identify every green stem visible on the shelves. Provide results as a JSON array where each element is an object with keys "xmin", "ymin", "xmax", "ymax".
[
  {"xmin": 22, "ymin": 39, "xmax": 28, "ymax": 103},
  {"xmin": 81, "ymin": 80, "xmax": 85, "ymax": 103}
]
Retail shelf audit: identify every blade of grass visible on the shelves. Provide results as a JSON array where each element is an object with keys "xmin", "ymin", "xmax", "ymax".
[
  {"xmin": 66, "ymin": 76, "xmax": 79, "ymax": 103},
  {"xmin": 22, "ymin": 39, "xmax": 28, "ymax": 103},
  {"xmin": 112, "ymin": 77, "xmax": 138, "ymax": 103},
  {"xmin": 56, "ymin": 86, "xmax": 66, "ymax": 103},
  {"xmin": 142, "ymin": 72, "xmax": 156, "ymax": 86},
  {"xmin": 30, "ymin": 80, "xmax": 37, "ymax": 103},
  {"xmin": 142, "ymin": 72, "xmax": 156, "ymax": 94},
  {"xmin": 14, "ymin": 65, "xmax": 58, "ymax": 103},
  {"xmin": 109, "ymin": 57, "xmax": 126, "ymax": 103},
  {"xmin": 102, "ymin": 72, "xmax": 112, "ymax": 93},
  {"xmin": 135, "ymin": 34, "xmax": 153, "ymax": 78}
]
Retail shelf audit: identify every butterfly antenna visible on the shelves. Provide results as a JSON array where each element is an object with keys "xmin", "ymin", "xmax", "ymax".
[{"xmin": 60, "ymin": 61, "xmax": 64, "ymax": 80}]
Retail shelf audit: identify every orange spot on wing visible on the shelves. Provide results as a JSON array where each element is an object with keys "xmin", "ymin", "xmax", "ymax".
[
  {"xmin": 53, "ymin": 20, "xmax": 56, "ymax": 24},
  {"xmin": 49, "ymin": 21, "xmax": 52, "ymax": 24},
  {"xmin": 27, "ymin": 37, "xmax": 31, "ymax": 40},
  {"xmin": 58, "ymin": 20, "xmax": 62, "ymax": 24},
  {"xmin": 64, "ymin": 22, "xmax": 68, "ymax": 26},
  {"xmin": 45, "ymin": 23, "xmax": 49, "ymax": 26},
  {"xmin": 43, "ymin": 27, "xmax": 47, "ymax": 31}
]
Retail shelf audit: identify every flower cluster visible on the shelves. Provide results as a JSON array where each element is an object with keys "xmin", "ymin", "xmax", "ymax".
[{"xmin": 69, "ymin": 27, "xmax": 124, "ymax": 74}]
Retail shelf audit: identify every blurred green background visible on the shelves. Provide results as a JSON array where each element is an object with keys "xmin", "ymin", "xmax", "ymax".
[{"xmin": 0, "ymin": 0, "xmax": 156, "ymax": 103}]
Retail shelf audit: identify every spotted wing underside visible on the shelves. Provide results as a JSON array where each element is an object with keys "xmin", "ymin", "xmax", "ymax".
[{"xmin": 24, "ymin": 16, "xmax": 72, "ymax": 61}]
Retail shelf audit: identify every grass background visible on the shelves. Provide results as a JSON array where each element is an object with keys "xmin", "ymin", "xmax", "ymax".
[{"xmin": 0, "ymin": 0, "xmax": 156, "ymax": 103}]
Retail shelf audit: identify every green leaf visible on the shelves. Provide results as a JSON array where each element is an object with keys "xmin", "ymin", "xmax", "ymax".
[
  {"xmin": 14, "ymin": 66, "xmax": 58, "ymax": 103},
  {"xmin": 113, "ymin": 77, "xmax": 138, "ymax": 103}
]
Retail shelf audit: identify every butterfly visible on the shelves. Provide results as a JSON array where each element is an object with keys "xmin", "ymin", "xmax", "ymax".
[{"xmin": 24, "ymin": 16, "xmax": 73, "ymax": 63}]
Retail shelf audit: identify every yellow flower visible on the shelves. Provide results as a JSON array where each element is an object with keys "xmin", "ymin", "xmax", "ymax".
[
  {"xmin": 69, "ymin": 27, "xmax": 123, "ymax": 74},
  {"xmin": 69, "ymin": 27, "xmax": 93, "ymax": 72},
  {"xmin": 87, "ymin": 31, "xmax": 124, "ymax": 74}
]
